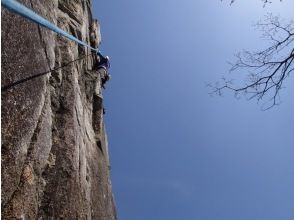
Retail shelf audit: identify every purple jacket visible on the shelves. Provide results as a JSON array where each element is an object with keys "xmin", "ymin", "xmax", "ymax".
[{"xmin": 97, "ymin": 52, "xmax": 110, "ymax": 70}]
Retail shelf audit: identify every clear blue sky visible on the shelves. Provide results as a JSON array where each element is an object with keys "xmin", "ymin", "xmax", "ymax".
[{"xmin": 93, "ymin": 1, "xmax": 294, "ymax": 219}]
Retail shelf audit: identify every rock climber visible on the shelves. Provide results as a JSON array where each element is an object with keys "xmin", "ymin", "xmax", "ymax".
[
  {"xmin": 92, "ymin": 51, "xmax": 110, "ymax": 137},
  {"xmin": 95, "ymin": 51, "xmax": 111, "ymax": 89}
]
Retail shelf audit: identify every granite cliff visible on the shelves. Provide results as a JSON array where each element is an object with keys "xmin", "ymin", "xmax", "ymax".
[{"xmin": 1, "ymin": 0, "xmax": 116, "ymax": 219}]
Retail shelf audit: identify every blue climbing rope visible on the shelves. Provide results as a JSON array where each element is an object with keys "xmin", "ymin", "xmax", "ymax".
[{"xmin": 1, "ymin": 0, "xmax": 99, "ymax": 53}]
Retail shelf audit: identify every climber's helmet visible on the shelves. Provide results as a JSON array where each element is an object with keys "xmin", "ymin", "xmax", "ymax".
[{"xmin": 105, "ymin": 56, "xmax": 110, "ymax": 69}]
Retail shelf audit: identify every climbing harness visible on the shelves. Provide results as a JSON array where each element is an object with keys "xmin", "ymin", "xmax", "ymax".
[
  {"xmin": 1, "ymin": 0, "xmax": 99, "ymax": 53},
  {"xmin": 1, "ymin": 54, "xmax": 92, "ymax": 92}
]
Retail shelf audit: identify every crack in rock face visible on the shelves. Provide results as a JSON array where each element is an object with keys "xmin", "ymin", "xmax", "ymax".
[{"xmin": 1, "ymin": 1, "xmax": 116, "ymax": 219}]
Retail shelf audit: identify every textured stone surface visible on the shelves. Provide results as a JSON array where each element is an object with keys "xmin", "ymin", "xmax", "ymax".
[{"xmin": 1, "ymin": 0, "xmax": 116, "ymax": 219}]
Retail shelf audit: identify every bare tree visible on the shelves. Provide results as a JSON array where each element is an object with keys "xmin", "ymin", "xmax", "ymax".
[{"xmin": 210, "ymin": 13, "xmax": 294, "ymax": 109}]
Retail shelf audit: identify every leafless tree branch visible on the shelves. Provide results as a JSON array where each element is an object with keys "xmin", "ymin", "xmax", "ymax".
[
  {"xmin": 223, "ymin": 0, "xmax": 283, "ymax": 7},
  {"xmin": 210, "ymin": 14, "xmax": 294, "ymax": 110}
]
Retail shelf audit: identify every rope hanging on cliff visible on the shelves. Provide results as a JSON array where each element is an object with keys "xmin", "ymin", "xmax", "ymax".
[
  {"xmin": 1, "ymin": 54, "xmax": 92, "ymax": 92},
  {"xmin": 1, "ymin": 0, "xmax": 100, "ymax": 53}
]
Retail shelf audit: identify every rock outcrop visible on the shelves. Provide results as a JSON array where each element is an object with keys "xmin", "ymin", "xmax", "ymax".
[{"xmin": 1, "ymin": 0, "xmax": 116, "ymax": 219}]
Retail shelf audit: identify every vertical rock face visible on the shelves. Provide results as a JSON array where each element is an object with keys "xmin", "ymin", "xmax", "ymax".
[{"xmin": 1, "ymin": 1, "xmax": 116, "ymax": 219}]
